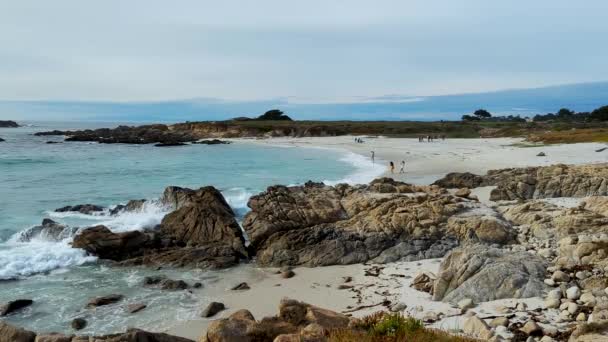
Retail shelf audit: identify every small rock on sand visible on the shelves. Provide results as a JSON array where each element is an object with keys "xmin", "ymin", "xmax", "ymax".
[
  {"xmin": 231, "ymin": 282, "xmax": 250, "ymax": 291},
  {"xmin": 202, "ymin": 302, "xmax": 225, "ymax": 318},
  {"xmin": 127, "ymin": 303, "xmax": 147, "ymax": 314}
]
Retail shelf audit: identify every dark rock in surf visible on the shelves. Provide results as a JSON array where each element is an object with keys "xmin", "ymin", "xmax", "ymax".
[
  {"xmin": 192, "ymin": 139, "xmax": 231, "ymax": 145},
  {"xmin": 72, "ymin": 225, "xmax": 156, "ymax": 261},
  {"xmin": 0, "ymin": 120, "xmax": 19, "ymax": 128},
  {"xmin": 0, "ymin": 138, "xmax": 4, "ymax": 142},
  {"xmin": 55, "ymin": 204, "xmax": 104, "ymax": 215},
  {"xmin": 34, "ymin": 130, "xmax": 64, "ymax": 136},
  {"xmin": 36, "ymin": 124, "xmax": 197, "ymax": 145},
  {"xmin": 127, "ymin": 303, "xmax": 147, "ymax": 314},
  {"xmin": 0, "ymin": 299, "xmax": 33, "ymax": 316},
  {"xmin": 46, "ymin": 141, "xmax": 62, "ymax": 144},
  {"xmin": 86, "ymin": 294, "xmax": 124, "ymax": 308},
  {"xmin": 159, "ymin": 279, "xmax": 189, "ymax": 290},
  {"xmin": 154, "ymin": 142, "xmax": 188, "ymax": 147},
  {"xmin": 201, "ymin": 302, "xmax": 225, "ymax": 318},
  {"xmin": 17, "ymin": 219, "xmax": 77, "ymax": 242},
  {"xmin": 109, "ymin": 199, "xmax": 146, "ymax": 215},
  {"xmin": 71, "ymin": 318, "xmax": 87, "ymax": 330}
]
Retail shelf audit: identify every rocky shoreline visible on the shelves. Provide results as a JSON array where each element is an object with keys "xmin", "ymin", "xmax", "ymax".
[{"xmin": 3, "ymin": 162, "xmax": 608, "ymax": 341}]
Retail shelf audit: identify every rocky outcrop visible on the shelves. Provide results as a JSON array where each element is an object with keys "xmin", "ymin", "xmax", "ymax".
[
  {"xmin": 160, "ymin": 186, "xmax": 246, "ymax": 256},
  {"xmin": 17, "ymin": 219, "xmax": 77, "ymax": 242},
  {"xmin": 71, "ymin": 186, "xmax": 246, "ymax": 269},
  {"xmin": 0, "ymin": 120, "xmax": 19, "ymax": 127},
  {"xmin": 432, "ymin": 163, "xmax": 608, "ymax": 201},
  {"xmin": 583, "ymin": 196, "xmax": 608, "ymax": 217},
  {"xmin": 192, "ymin": 139, "xmax": 231, "ymax": 145},
  {"xmin": 35, "ymin": 124, "xmax": 198, "ymax": 145},
  {"xmin": 55, "ymin": 204, "xmax": 104, "ymax": 215},
  {"xmin": 0, "ymin": 321, "xmax": 193, "ymax": 342},
  {"xmin": 432, "ymin": 244, "xmax": 548, "ymax": 303},
  {"xmin": 446, "ymin": 213, "xmax": 515, "ymax": 244},
  {"xmin": 109, "ymin": 199, "xmax": 147, "ymax": 215},
  {"xmin": 201, "ymin": 298, "xmax": 350, "ymax": 342},
  {"xmin": 242, "ymin": 178, "xmax": 512, "ymax": 267}
]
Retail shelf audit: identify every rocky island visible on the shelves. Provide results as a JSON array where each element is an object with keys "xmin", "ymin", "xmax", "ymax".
[{"xmin": 0, "ymin": 120, "xmax": 19, "ymax": 127}]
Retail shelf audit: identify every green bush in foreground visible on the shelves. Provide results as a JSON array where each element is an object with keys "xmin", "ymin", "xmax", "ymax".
[{"xmin": 329, "ymin": 312, "xmax": 479, "ymax": 342}]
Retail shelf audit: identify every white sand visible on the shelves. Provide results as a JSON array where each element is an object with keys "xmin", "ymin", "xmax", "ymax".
[
  {"xmin": 167, "ymin": 137, "xmax": 607, "ymax": 340},
  {"xmin": 232, "ymin": 136, "xmax": 607, "ymax": 185}
]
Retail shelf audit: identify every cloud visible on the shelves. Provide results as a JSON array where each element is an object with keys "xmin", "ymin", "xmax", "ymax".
[{"xmin": 0, "ymin": 0, "xmax": 607, "ymax": 102}]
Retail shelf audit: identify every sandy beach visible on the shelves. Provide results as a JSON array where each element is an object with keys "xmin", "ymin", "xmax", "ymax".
[{"xmin": 166, "ymin": 136, "xmax": 607, "ymax": 340}]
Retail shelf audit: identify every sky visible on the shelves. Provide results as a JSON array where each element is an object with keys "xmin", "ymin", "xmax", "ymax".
[{"xmin": 1, "ymin": 0, "xmax": 608, "ymax": 104}]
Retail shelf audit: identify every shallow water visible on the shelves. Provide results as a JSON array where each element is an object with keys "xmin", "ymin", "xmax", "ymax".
[{"xmin": 0, "ymin": 121, "xmax": 383, "ymax": 334}]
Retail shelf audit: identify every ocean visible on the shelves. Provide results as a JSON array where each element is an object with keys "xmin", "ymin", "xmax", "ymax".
[{"xmin": 0, "ymin": 122, "xmax": 384, "ymax": 335}]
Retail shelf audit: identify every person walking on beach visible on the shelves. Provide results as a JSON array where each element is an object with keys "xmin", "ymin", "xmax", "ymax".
[
  {"xmin": 389, "ymin": 161, "xmax": 395, "ymax": 174},
  {"xmin": 399, "ymin": 160, "xmax": 405, "ymax": 173},
  {"xmin": 371, "ymin": 151, "xmax": 375, "ymax": 164}
]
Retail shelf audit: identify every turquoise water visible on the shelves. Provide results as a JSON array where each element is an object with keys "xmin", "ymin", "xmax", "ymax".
[{"xmin": 0, "ymin": 122, "xmax": 376, "ymax": 335}]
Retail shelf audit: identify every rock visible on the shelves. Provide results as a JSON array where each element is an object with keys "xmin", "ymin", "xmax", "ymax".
[
  {"xmin": 583, "ymin": 196, "xmax": 608, "ymax": 217},
  {"xmin": 281, "ymin": 270, "xmax": 295, "ymax": 279},
  {"xmin": 540, "ymin": 337, "xmax": 555, "ymax": 342},
  {"xmin": 458, "ymin": 298, "xmax": 475, "ymax": 310},
  {"xmin": 577, "ymin": 271, "xmax": 591, "ymax": 280},
  {"xmin": 160, "ymin": 279, "xmax": 189, "ymax": 290},
  {"xmin": 577, "ymin": 312, "xmax": 587, "ymax": 322},
  {"xmin": 86, "ymin": 294, "xmax": 124, "ymax": 307},
  {"xmin": 390, "ymin": 302, "xmax": 407, "ymax": 312},
  {"xmin": 581, "ymin": 292, "xmax": 597, "ymax": 306},
  {"xmin": 422, "ymin": 311, "xmax": 440, "ymax": 323},
  {"xmin": 567, "ymin": 286, "xmax": 581, "ymax": 300},
  {"xmin": 34, "ymin": 334, "xmax": 73, "ymax": 342},
  {"xmin": 568, "ymin": 302, "xmax": 579, "ymax": 314},
  {"xmin": 516, "ymin": 302, "xmax": 528, "ymax": 311},
  {"xmin": 432, "ymin": 172, "xmax": 486, "ymax": 189},
  {"xmin": 545, "ymin": 297, "xmax": 560, "ymax": 309},
  {"xmin": 202, "ymin": 302, "xmax": 226, "ymax": 318},
  {"xmin": 463, "ymin": 315, "xmax": 493, "ymax": 340},
  {"xmin": 71, "ymin": 318, "xmax": 87, "ymax": 330},
  {"xmin": 16, "ymin": 219, "xmax": 76, "ymax": 242},
  {"xmin": 159, "ymin": 186, "xmax": 247, "ymax": 257},
  {"xmin": 36, "ymin": 124, "xmax": 198, "ymax": 145},
  {"xmin": 410, "ymin": 272, "xmax": 436, "ymax": 294},
  {"xmin": 0, "ymin": 321, "xmax": 36, "ymax": 342},
  {"xmin": 520, "ymin": 320, "xmax": 541, "ymax": 335},
  {"xmin": 72, "ymin": 225, "xmax": 154, "ymax": 261},
  {"xmin": 229, "ymin": 309, "xmax": 255, "ymax": 321},
  {"xmin": 552, "ymin": 270, "xmax": 570, "ymax": 283},
  {"xmin": 55, "ymin": 204, "xmax": 104, "ymax": 215},
  {"xmin": 0, "ymin": 120, "xmax": 19, "ymax": 128},
  {"xmin": 127, "ymin": 303, "xmax": 147, "ymax": 314},
  {"xmin": 0, "ymin": 137, "xmax": 4, "ymax": 142},
  {"xmin": 487, "ymin": 163, "xmax": 608, "ymax": 201},
  {"xmin": 192, "ymin": 139, "xmax": 231, "ymax": 145},
  {"xmin": 202, "ymin": 298, "xmax": 350, "ymax": 342},
  {"xmin": 231, "ymin": 282, "xmax": 250, "ymax": 291},
  {"xmin": 193, "ymin": 282, "xmax": 203, "ymax": 289},
  {"xmin": 0, "ymin": 299, "xmax": 33, "ymax": 316},
  {"xmin": 243, "ymin": 179, "xmax": 500, "ymax": 267},
  {"xmin": 433, "ymin": 244, "xmax": 548, "ymax": 302},
  {"xmin": 455, "ymin": 188, "xmax": 472, "ymax": 198},
  {"xmin": 537, "ymin": 152, "xmax": 546, "ymax": 157},
  {"xmin": 109, "ymin": 199, "xmax": 147, "ymax": 215},
  {"xmin": 489, "ymin": 316, "xmax": 509, "ymax": 327},
  {"xmin": 446, "ymin": 214, "xmax": 516, "ymax": 245},
  {"xmin": 544, "ymin": 279, "xmax": 556, "ymax": 286}
]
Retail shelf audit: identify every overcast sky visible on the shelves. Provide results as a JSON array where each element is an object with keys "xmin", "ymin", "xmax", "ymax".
[{"xmin": 1, "ymin": 1, "xmax": 607, "ymax": 102}]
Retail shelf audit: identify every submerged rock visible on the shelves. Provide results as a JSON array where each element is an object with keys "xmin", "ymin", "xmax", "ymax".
[
  {"xmin": 202, "ymin": 302, "xmax": 225, "ymax": 318},
  {"xmin": 86, "ymin": 294, "xmax": 124, "ymax": 307},
  {"xmin": 109, "ymin": 199, "xmax": 146, "ymax": 215},
  {"xmin": 71, "ymin": 318, "xmax": 87, "ymax": 330},
  {"xmin": 0, "ymin": 299, "xmax": 33, "ymax": 316},
  {"xmin": 17, "ymin": 219, "xmax": 77, "ymax": 242}
]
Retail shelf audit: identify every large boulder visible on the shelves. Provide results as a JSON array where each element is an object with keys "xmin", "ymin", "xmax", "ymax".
[
  {"xmin": 160, "ymin": 186, "xmax": 246, "ymax": 257},
  {"xmin": 432, "ymin": 244, "xmax": 548, "ymax": 303},
  {"xmin": 243, "ymin": 179, "xmax": 473, "ymax": 266},
  {"xmin": 446, "ymin": 213, "xmax": 515, "ymax": 244},
  {"xmin": 72, "ymin": 225, "xmax": 156, "ymax": 261}
]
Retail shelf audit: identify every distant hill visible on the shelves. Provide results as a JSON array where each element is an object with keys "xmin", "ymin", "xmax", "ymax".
[{"xmin": 1, "ymin": 81, "xmax": 607, "ymax": 122}]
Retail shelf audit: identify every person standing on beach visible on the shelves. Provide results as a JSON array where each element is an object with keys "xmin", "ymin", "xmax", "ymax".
[
  {"xmin": 399, "ymin": 160, "xmax": 405, "ymax": 173},
  {"xmin": 371, "ymin": 151, "xmax": 375, "ymax": 164},
  {"xmin": 389, "ymin": 161, "xmax": 395, "ymax": 174}
]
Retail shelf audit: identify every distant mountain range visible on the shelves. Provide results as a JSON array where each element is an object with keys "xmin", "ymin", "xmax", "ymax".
[{"xmin": 2, "ymin": 81, "xmax": 607, "ymax": 122}]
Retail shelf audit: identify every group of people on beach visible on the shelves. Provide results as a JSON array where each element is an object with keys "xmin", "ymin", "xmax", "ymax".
[{"xmin": 418, "ymin": 135, "xmax": 445, "ymax": 142}]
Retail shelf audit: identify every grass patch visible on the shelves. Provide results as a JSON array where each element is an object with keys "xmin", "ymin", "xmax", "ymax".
[
  {"xmin": 328, "ymin": 312, "xmax": 478, "ymax": 342},
  {"xmin": 527, "ymin": 128, "xmax": 608, "ymax": 144}
]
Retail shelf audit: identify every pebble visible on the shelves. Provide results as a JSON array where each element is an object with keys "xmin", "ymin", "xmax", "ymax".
[
  {"xmin": 576, "ymin": 312, "xmax": 587, "ymax": 321},
  {"xmin": 540, "ymin": 336, "xmax": 555, "ymax": 342},
  {"xmin": 547, "ymin": 289, "xmax": 562, "ymax": 300},
  {"xmin": 544, "ymin": 298, "xmax": 560, "ymax": 309},
  {"xmin": 576, "ymin": 271, "xmax": 591, "ymax": 280},
  {"xmin": 580, "ymin": 292, "xmax": 596, "ymax": 306},
  {"xmin": 559, "ymin": 310, "xmax": 571, "ymax": 320},
  {"xmin": 567, "ymin": 302, "xmax": 578, "ymax": 314},
  {"xmin": 552, "ymin": 270, "xmax": 570, "ymax": 282},
  {"xmin": 390, "ymin": 302, "xmax": 407, "ymax": 312},
  {"xmin": 520, "ymin": 321, "xmax": 541, "ymax": 335},
  {"xmin": 489, "ymin": 316, "xmax": 509, "ymax": 327},
  {"xmin": 544, "ymin": 278, "xmax": 555, "ymax": 286},
  {"xmin": 566, "ymin": 286, "xmax": 581, "ymax": 300}
]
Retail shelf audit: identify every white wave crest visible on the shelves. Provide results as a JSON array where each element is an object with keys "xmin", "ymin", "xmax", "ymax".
[
  {"xmin": 324, "ymin": 151, "xmax": 385, "ymax": 185},
  {"xmin": 222, "ymin": 187, "xmax": 254, "ymax": 210},
  {"xmin": 0, "ymin": 240, "xmax": 96, "ymax": 280}
]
